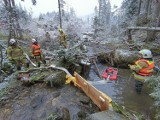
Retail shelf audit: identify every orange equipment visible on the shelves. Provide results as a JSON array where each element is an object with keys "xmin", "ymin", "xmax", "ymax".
[{"xmin": 102, "ymin": 67, "xmax": 118, "ymax": 81}]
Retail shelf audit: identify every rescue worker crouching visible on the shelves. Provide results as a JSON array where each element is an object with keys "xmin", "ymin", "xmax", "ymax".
[
  {"xmin": 6, "ymin": 38, "xmax": 29, "ymax": 71},
  {"xmin": 30, "ymin": 38, "xmax": 46, "ymax": 67},
  {"xmin": 128, "ymin": 49, "xmax": 154, "ymax": 94},
  {"xmin": 59, "ymin": 29, "xmax": 67, "ymax": 48}
]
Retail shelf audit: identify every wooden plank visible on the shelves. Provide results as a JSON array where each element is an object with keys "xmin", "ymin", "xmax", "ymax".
[{"xmin": 74, "ymin": 72, "xmax": 112, "ymax": 111}]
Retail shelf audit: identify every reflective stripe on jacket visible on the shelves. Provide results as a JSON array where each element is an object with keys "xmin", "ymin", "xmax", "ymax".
[
  {"xmin": 31, "ymin": 44, "xmax": 42, "ymax": 56},
  {"xmin": 135, "ymin": 59, "xmax": 154, "ymax": 76}
]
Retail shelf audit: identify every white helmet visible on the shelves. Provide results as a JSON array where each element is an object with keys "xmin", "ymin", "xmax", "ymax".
[
  {"xmin": 32, "ymin": 38, "xmax": 37, "ymax": 43},
  {"xmin": 82, "ymin": 35, "xmax": 87, "ymax": 39},
  {"xmin": 139, "ymin": 49, "xmax": 152, "ymax": 58},
  {"xmin": 10, "ymin": 38, "xmax": 16, "ymax": 45}
]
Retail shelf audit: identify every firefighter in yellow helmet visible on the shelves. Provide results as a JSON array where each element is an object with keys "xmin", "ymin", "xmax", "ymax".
[
  {"xmin": 44, "ymin": 31, "xmax": 51, "ymax": 50},
  {"xmin": 6, "ymin": 38, "xmax": 29, "ymax": 70},
  {"xmin": 30, "ymin": 38, "xmax": 46, "ymax": 67},
  {"xmin": 59, "ymin": 29, "xmax": 67, "ymax": 48},
  {"xmin": 129, "ymin": 49, "xmax": 154, "ymax": 94}
]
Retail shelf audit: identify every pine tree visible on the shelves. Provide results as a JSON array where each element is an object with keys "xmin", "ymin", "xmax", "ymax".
[{"xmin": 98, "ymin": 0, "xmax": 111, "ymax": 28}]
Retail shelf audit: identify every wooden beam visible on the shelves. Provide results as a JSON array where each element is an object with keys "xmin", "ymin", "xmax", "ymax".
[
  {"xmin": 128, "ymin": 27, "xmax": 160, "ymax": 31},
  {"xmin": 74, "ymin": 72, "xmax": 112, "ymax": 111}
]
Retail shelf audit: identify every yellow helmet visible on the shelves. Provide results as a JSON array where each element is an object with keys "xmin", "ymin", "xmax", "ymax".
[{"xmin": 59, "ymin": 29, "xmax": 63, "ymax": 33}]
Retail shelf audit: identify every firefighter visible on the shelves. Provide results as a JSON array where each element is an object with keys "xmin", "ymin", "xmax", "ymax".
[
  {"xmin": 6, "ymin": 38, "xmax": 29, "ymax": 70},
  {"xmin": 59, "ymin": 29, "xmax": 67, "ymax": 48},
  {"xmin": 129, "ymin": 49, "xmax": 154, "ymax": 94},
  {"xmin": 30, "ymin": 38, "xmax": 46, "ymax": 67},
  {"xmin": 45, "ymin": 31, "xmax": 51, "ymax": 40},
  {"xmin": 43, "ymin": 31, "xmax": 51, "ymax": 50}
]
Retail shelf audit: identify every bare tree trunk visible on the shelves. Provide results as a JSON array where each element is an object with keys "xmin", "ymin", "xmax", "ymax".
[
  {"xmin": 3, "ymin": 0, "xmax": 14, "ymax": 45},
  {"xmin": 137, "ymin": 0, "xmax": 142, "ymax": 16},
  {"xmin": 0, "ymin": 45, "xmax": 3, "ymax": 70},
  {"xmin": 127, "ymin": 29, "xmax": 132, "ymax": 42},
  {"xmin": 145, "ymin": 0, "xmax": 151, "ymax": 17},
  {"xmin": 136, "ymin": 0, "xmax": 142, "ymax": 25},
  {"xmin": 149, "ymin": 0, "xmax": 153, "ymax": 15},
  {"xmin": 155, "ymin": 0, "xmax": 160, "ymax": 26},
  {"xmin": 3, "ymin": 0, "xmax": 23, "ymax": 43},
  {"xmin": 58, "ymin": 0, "xmax": 62, "ymax": 29},
  {"xmin": 136, "ymin": 0, "xmax": 151, "ymax": 26},
  {"xmin": 11, "ymin": 0, "xmax": 23, "ymax": 39}
]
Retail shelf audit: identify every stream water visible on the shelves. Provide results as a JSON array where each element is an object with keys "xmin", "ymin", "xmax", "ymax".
[{"xmin": 88, "ymin": 63, "xmax": 155, "ymax": 120}]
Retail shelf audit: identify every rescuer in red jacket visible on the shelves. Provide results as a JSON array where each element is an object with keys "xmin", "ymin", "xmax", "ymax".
[{"xmin": 30, "ymin": 38, "xmax": 46, "ymax": 67}]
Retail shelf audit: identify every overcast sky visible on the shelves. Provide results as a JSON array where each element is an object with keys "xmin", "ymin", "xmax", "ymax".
[{"xmin": 15, "ymin": 0, "xmax": 123, "ymax": 17}]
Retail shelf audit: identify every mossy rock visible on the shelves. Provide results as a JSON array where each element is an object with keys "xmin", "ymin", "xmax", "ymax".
[
  {"xmin": 78, "ymin": 111, "xmax": 87, "ymax": 118},
  {"xmin": 1, "ymin": 62, "xmax": 14, "ymax": 76},
  {"xmin": 112, "ymin": 102, "xmax": 144, "ymax": 120},
  {"xmin": 45, "ymin": 71, "xmax": 66, "ymax": 87}
]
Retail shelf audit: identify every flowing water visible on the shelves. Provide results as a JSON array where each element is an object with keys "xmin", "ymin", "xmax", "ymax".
[{"xmin": 88, "ymin": 63, "xmax": 155, "ymax": 120}]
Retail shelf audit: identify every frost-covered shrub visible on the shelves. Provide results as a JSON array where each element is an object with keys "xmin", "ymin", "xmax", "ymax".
[{"xmin": 145, "ymin": 76, "xmax": 160, "ymax": 120}]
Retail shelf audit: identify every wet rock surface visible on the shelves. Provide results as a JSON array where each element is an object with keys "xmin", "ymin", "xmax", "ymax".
[
  {"xmin": 0, "ymin": 82, "xmax": 100, "ymax": 120},
  {"xmin": 86, "ymin": 110, "xmax": 129, "ymax": 120}
]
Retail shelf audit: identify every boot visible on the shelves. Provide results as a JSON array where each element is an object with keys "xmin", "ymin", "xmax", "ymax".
[
  {"xmin": 135, "ymin": 80, "xmax": 143, "ymax": 94},
  {"xmin": 43, "ymin": 60, "xmax": 46, "ymax": 65},
  {"xmin": 38, "ymin": 62, "xmax": 41, "ymax": 67},
  {"xmin": 26, "ymin": 63, "xmax": 29, "ymax": 68}
]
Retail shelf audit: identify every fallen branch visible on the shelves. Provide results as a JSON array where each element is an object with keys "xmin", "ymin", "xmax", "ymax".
[
  {"xmin": 19, "ymin": 65, "xmax": 72, "ymax": 76},
  {"xmin": 128, "ymin": 27, "xmax": 160, "ymax": 31},
  {"xmin": 18, "ymin": 67, "xmax": 50, "ymax": 73},
  {"xmin": 68, "ymin": 39, "xmax": 86, "ymax": 51},
  {"xmin": 92, "ymin": 59, "xmax": 102, "ymax": 79},
  {"xmin": 17, "ymin": 40, "xmax": 29, "ymax": 45}
]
